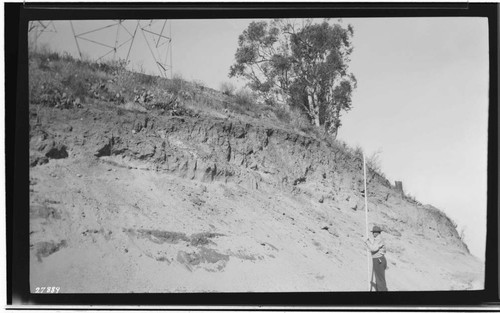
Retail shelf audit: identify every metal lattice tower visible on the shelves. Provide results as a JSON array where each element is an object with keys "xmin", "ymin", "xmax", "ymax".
[
  {"xmin": 28, "ymin": 20, "xmax": 57, "ymax": 52},
  {"xmin": 69, "ymin": 20, "xmax": 173, "ymax": 78},
  {"xmin": 139, "ymin": 20, "xmax": 173, "ymax": 78}
]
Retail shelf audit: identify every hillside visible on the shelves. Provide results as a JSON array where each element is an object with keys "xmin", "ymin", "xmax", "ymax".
[{"xmin": 29, "ymin": 52, "xmax": 483, "ymax": 292}]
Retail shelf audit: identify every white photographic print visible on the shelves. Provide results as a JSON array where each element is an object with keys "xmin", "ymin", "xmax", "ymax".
[{"xmin": 28, "ymin": 18, "xmax": 487, "ymax": 293}]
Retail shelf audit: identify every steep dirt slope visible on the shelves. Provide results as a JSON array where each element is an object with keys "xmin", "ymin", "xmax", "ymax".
[{"xmin": 29, "ymin": 101, "xmax": 483, "ymax": 293}]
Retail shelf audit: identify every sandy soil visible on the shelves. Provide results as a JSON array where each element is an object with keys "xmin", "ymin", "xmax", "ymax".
[{"xmin": 30, "ymin": 154, "xmax": 484, "ymax": 293}]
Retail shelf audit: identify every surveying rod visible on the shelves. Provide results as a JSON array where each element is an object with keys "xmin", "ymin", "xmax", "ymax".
[{"xmin": 363, "ymin": 153, "xmax": 370, "ymax": 291}]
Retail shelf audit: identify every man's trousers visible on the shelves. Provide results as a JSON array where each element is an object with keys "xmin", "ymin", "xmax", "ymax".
[{"xmin": 372, "ymin": 256, "xmax": 388, "ymax": 291}]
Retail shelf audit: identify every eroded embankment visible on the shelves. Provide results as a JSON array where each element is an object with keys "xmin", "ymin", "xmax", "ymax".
[
  {"xmin": 30, "ymin": 104, "xmax": 468, "ymax": 252},
  {"xmin": 29, "ymin": 104, "xmax": 477, "ymax": 292},
  {"xmin": 31, "ymin": 104, "xmax": 391, "ymax": 190}
]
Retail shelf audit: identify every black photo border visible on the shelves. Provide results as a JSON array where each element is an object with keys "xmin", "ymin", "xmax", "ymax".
[{"xmin": 5, "ymin": 1, "xmax": 499, "ymax": 309}]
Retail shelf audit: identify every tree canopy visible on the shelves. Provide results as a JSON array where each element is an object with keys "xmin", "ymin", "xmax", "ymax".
[{"xmin": 229, "ymin": 19, "xmax": 357, "ymax": 139}]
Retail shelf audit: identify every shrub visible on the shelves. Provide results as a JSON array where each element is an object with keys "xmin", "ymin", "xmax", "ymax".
[
  {"xmin": 46, "ymin": 51, "xmax": 61, "ymax": 62},
  {"xmin": 60, "ymin": 51, "xmax": 75, "ymax": 63},
  {"xmin": 289, "ymin": 108, "xmax": 313, "ymax": 133},
  {"xmin": 366, "ymin": 149, "xmax": 383, "ymax": 173},
  {"xmin": 220, "ymin": 82, "xmax": 236, "ymax": 96},
  {"xmin": 275, "ymin": 106, "xmax": 291, "ymax": 123},
  {"xmin": 233, "ymin": 88, "xmax": 256, "ymax": 111},
  {"xmin": 193, "ymin": 80, "xmax": 206, "ymax": 91},
  {"xmin": 264, "ymin": 97, "xmax": 278, "ymax": 107},
  {"xmin": 354, "ymin": 145, "xmax": 364, "ymax": 158},
  {"xmin": 459, "ymin": 226, "xmax": 466, "ymax": 241},
  {"xmin": 61, "ymin": 74, "xmax": 88, "ymax": 100},
  {"xmin": 405, "ymin": 194, "xmax": 422, "ymax": 206},
  {"xmin": 136, "ymin": 72, "xmax": 158, "ymax": 86},
  {"xmin": 450, "ymin": 218, "xmax": 458, "ymax": 229},
  {"xmin": 166, "ymin": 74, "xmax": 186, "ymax": 95}
]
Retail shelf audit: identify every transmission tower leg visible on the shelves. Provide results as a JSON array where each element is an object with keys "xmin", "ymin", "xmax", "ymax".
[
  {"xmin": 126, "ymin": 21, "xmax": 140, "ymax": 63},
  {"xmin": 70, "ymin": 21, "xmax": 82, "ymax": 59}
]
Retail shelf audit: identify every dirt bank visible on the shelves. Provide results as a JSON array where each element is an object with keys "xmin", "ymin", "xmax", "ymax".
[{"xmin": 29, "ymin": 101, "xmax": 483, "ymax": 292}]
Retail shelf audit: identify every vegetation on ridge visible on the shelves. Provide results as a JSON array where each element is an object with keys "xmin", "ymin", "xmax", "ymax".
[
  {"xmin": 28, "ymin": 45, "xmax": 480, "ymax": 291},
  {"xmin": 29, "ymin": 47, "xmax": 401, "ymax": 189},
  {"xmin": 29, "ymin": 46, "xmax": 449, "ymax": 216},
  {"xmin": 230, "ymin": 19, "xmax": 357, "ymax": 139}
]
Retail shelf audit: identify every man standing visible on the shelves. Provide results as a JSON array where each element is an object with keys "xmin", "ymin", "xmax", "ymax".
[{"xmin": 365, "ymin": 225, "xmax": 388, "ymax": 291}]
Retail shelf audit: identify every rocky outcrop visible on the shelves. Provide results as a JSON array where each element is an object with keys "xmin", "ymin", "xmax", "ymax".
[
  {"xmin": 30, "ymin": 104, "xmax": 470, "ymax": 258},
  {"xmin": 30, "ymin": 129, "xmax": 69, "ymax": 166},
  {"xmin": 59, "ymin": 110, "xmax": 388, "ymax": 194}
]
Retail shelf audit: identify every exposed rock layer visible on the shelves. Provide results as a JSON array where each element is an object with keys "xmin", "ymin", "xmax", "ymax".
[{"xmin": 29, "ymin": 103, "xmax": 481, "ymax": 292}]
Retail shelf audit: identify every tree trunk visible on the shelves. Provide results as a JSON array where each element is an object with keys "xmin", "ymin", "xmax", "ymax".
[
  {"xmin": 330, "ymin": 127, "xmax": 338, "ymax": 140},
  {"xmin": 329, "ymin": 104, "xmax": 341, "ymax": 139},
  {"xmin": 314, "ymin": 113, "xmax": 320, "ymax": 127},
  {"xmin": 307, "ymin": 89, "xmax": 321, "ymax": 127}
]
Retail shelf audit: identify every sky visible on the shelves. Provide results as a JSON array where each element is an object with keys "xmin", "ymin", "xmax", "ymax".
[
  {"xmin": 339, "ymin": 18, "xmax": 488, "ymax": 261},
  {"xmin": 32, "ymin": 18, "xmax": 489, "ymax": 259}
]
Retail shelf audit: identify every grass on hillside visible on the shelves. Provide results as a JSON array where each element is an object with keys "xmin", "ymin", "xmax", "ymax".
[
  {"xmin": 29, "ymin": 48, "xmax": 326, "ymax": 134},
  {"xmin": 28, "ymin": 49, "xmax": 467, "ymax": 248},
  {"xmin": 29, "ymin": 49, "xmax": 402, "ymax": 191}
]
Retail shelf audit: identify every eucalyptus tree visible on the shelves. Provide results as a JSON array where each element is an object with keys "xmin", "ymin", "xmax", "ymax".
[{"xmin": 230, "ymin": 19, "xmax": 357, "ymax": 138}]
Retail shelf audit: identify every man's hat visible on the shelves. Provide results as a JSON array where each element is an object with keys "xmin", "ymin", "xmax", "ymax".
[{"xmin": 371, "ymin": 225, "xmax": 382, "ymax": 233}]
